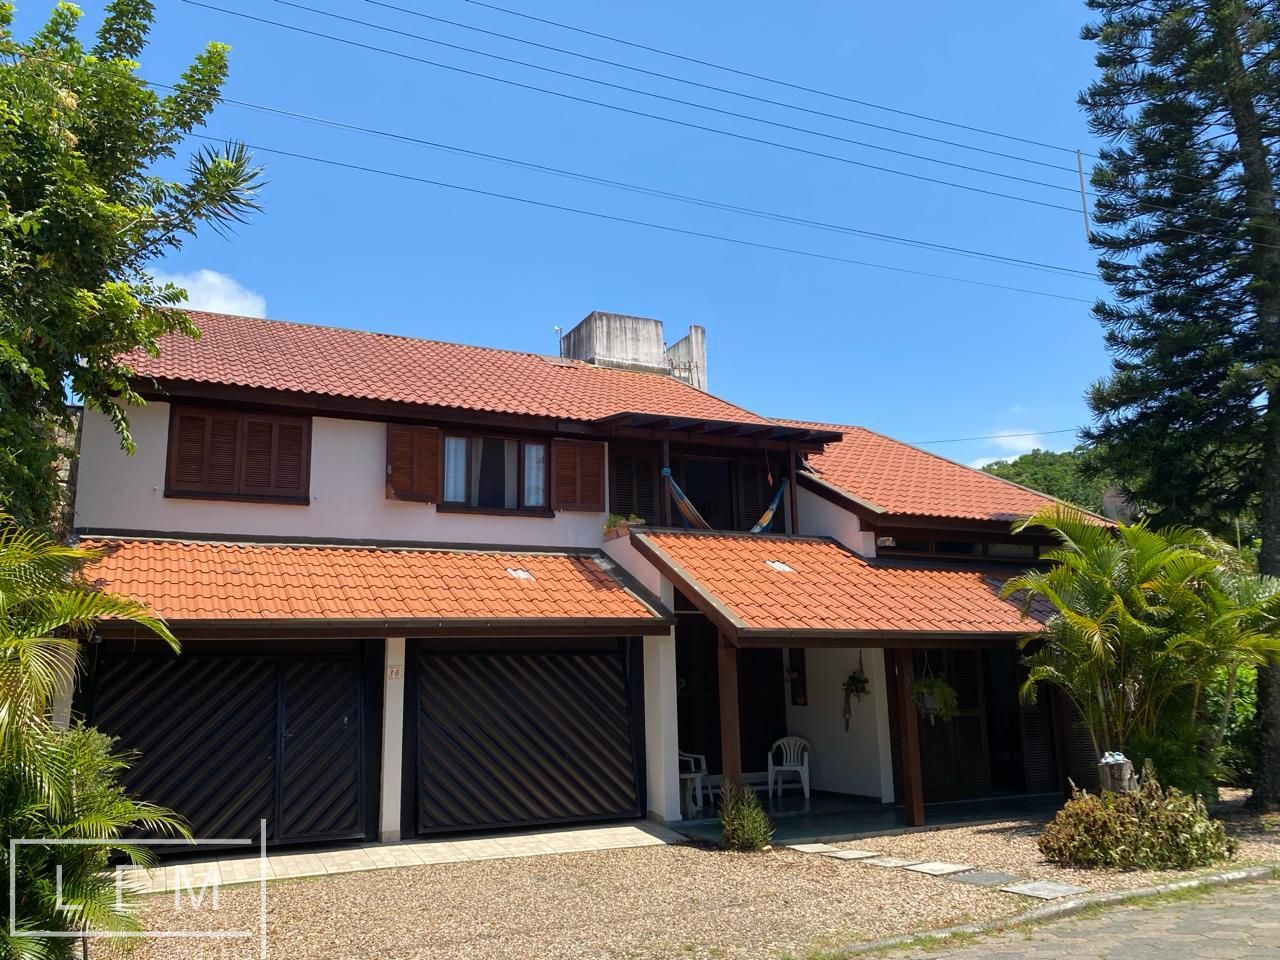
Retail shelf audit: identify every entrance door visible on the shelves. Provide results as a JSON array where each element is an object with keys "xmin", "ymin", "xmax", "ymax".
[{"xmin": 916, "ymin": 649, "xmax": 992, "ymax": 802}]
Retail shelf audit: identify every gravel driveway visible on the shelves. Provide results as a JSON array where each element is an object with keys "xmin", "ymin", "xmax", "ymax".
[
  {"xmin": 95, "ymin": 799, "xmax": 1279, "ymax": 960},
  {"xmin": 96, "ymin": 843, "xmax": 1019, "ymax": 960}
]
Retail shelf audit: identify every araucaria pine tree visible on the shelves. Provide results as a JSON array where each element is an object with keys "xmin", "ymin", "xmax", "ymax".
[{"xmin": 1080, "ymin": 0, "xmax": 1280, "ymax": 807}]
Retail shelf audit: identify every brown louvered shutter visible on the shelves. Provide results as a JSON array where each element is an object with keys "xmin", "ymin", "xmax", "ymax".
[
  {"xmin": 609, "ymin": 451, "xmax": 658, "ymax": 525},
  {"xmin": 552, "ymin": 439, "xmax": 605, "ymax": 511},
  {"xmin": 386, "ymin": 424, "xmax": 441, "ymax": 502},
  {"xmin": 167, "ymin": 409, "xmax": 240, "ymax": 495},
  {"xmin": 167, "ymin": 407, "xmax": 309, "ymax": 500},
  {"xmin": 240, "ymin": 414, "xmax": 310, "ymax": 500}
]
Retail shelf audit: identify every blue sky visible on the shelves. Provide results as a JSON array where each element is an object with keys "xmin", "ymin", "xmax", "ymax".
[{"xmin": 20, "ymin": 1, "xmax": 1111, "ymax": 467}]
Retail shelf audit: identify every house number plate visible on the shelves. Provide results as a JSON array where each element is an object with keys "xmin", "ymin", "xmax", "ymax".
[{"xmin": 387, "ymin": 665, "xmax": 404, "ymax": 681}]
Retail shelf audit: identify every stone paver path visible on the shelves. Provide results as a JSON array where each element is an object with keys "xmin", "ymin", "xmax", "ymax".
[
  {"xmin": 787, "ymin": 841, "xmax": 1088, "ymax": 901},
  {"xmin": 899, "ymin": 880, "xmax": 1280, "ymax": 959},
  {"xmin": 124, "ymin": 821, "xmax": 681, "ymax": 894}
]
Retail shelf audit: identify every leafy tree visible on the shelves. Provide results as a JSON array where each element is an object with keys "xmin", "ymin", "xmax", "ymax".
[
  {"xmin": 1077, "ymin": 0, "xmax": 1280, "ymax": 806},
  {"xmin": 1004, "ymin": 505, "xmax": 1280, "ymax": 794},
  {"xmin": 0, "ymin": 515, "xmax": 184, "ymax": 956},
  {"xmin": 0, "ymin": 0, "xmax": 262, "ymax": 530},
  {"xmin": 982, "ymin": 447, "xmax": 1112, "ymax": 514}
]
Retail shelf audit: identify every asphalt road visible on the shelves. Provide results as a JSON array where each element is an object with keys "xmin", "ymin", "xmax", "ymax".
[{"xmin": 900, "ymin": 880, "xmax": 1280, "ymax": 959}]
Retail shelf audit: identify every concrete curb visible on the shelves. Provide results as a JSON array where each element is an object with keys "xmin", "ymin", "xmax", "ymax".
[{"xmin": 834, "ymin": 863, "xmax": 1279, "ymax": 957}]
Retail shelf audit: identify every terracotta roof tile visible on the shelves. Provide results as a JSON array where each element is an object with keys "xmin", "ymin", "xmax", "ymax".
[
  {"xmin": 126, "ymin": 311, "xmax": 775, "ymax": 426},
  {"xmin": 635, "ymin": 531, "xmax": 1045, "ymax": 636},
  {"xmin": 79, "ymin": 538, "xmax": 661, "ymax": 625},
  {"xmin": 783, "ymin": 419, "xmax": 1058, "ymax": 523}
]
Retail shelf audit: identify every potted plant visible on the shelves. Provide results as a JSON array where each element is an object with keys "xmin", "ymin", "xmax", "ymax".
[
  {"xmin": 912, "ymin": 675, "xmax": 959, "ymax": 725},
  {"xmin": 841, "ymin": 667, "xmax": 870, "ymax": 730},
  {"xmin": 603, "ymin": 513, "xmax": 644, "ymax": 541}
]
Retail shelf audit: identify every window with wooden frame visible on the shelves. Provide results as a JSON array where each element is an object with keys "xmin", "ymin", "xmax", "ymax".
[
  {"xmin": 433, "ymin": 433, "xmax": 551, "ymax": 513},
  {"xmin": 166, "ymin": 407, "xmax": 311, "ymax": 503}
]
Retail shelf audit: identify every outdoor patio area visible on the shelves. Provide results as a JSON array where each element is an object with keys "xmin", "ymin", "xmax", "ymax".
[{"xmin": 676, "ymin": 791, "xmax": 1065, "ymax": 844}]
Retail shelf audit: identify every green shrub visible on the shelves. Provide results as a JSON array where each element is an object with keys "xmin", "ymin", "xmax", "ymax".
[
  {"xmin": 1038, "ymin": 765, "xmax": 1237, "ymax": 869},
  {"xmin": 719, "ymin": 780, "xmax": 774, "ymax": 851}
]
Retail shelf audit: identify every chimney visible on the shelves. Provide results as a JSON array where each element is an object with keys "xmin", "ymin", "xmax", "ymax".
[
  {"xmin": 664, "ymin": 324, "xmax": 707, "ymax": 392},
  {"xmin": 560, "ymin": 311, "xmax": 709, "ymax": 390}
]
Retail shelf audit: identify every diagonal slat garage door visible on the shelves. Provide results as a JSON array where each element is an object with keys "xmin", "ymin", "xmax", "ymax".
[
  {"xmin": 91, "ymin": 651, "xmax": 367, "ymax": 845},
  {"xmin": 416, "ymin": 650, "xmax": 640, "ymax": 833}
]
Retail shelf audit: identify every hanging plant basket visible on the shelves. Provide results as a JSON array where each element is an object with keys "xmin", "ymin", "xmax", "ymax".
[
  {"xmin": 842, "ymin": 669, "xmax": 870, "ymax": 700},
  {"xmin": 912, "ymin": 676, "xmax": 958, "ymax": 725}
]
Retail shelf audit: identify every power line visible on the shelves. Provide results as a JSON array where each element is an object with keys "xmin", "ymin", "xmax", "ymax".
[
  {"xmin": 5, "ymin": 47, "xmax": 1095, "ymax": 280},
  {"xmin": 181, "ymin": 0, "xmax": 1087, "ymax": 215},
  {"xmin": 192, "ymin": 134, "xmax": 1095, "ymax": 303},
  {"xmin": 205, "ymin": 101, "xmax": 1098, "ymax": 280},
  {"xmin": 263, "ymin": 0, "xmax": 1080, "ymax": 199},
  {"xmin": 364, "ymin": 0, "xmax": 1084, "ymax": 177},
  {"xmin": 4, "ymin": 46, "xmax": 1098, "ymax": 279},
  {"xmin": 460, "ymin": 0, "xmax": 1101, "ymax": 160},
  {"xmin": 908, "ymin": 427, "xmax": 1079, "ymax": 445},
  {"xmin": 184, "ymin": 2, "xmax": 1278, "ymax": 251}
]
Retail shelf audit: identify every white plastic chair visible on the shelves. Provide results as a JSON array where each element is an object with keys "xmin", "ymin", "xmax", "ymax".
[
  {"xmin": 678, "ymin": 750, "xmax": 710, "ymax": 816},
  {"xmin": 767, "ymin": 736, "xmax": 811, "ymax": 802}
]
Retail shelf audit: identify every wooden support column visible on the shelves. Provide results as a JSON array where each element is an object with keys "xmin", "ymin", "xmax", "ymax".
[
  {"xmin": 787, "ymin": 444, "xmax": 800, "ymax": 534},
  {"xmin": 718, "ymin": 633, "xmax": 742, "ymax": 783},
  {"xmin": 661, "ymin": 438, "xmax": 672, "ymax": 527},
  {"xmin": 892, "ymin": 648, "xmax": 925, "ymax": 827}
]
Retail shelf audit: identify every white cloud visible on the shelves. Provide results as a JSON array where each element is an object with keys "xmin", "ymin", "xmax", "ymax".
[
  {"xmin": 968, "ymin": 455, "xmax": 1003, "ymax": 469},
  {"xmin": 152, "ymin": 269, "xmax": 266, "ymax": 317},
  {"xmin": 989, "ymin": 429, "xmax": 1044, "ymax": 454}
]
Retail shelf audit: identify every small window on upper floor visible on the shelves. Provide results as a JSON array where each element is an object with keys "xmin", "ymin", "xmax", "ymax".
[
  {"xmin": 442, "ymin": 435, "xmax": 549, "ymax": 511},
  {"xmin": 166, "ymin": 406, "xmax": 311, "ymax": 503}
]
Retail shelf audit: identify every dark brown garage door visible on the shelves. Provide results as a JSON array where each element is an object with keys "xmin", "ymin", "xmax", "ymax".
[
  {"xmin": 412, "ymin": 641, "xmax": 643, "ymax": 834},
  {"xmin": 87, "ymin": 640, "xmax": 375, "ymax": 846}
]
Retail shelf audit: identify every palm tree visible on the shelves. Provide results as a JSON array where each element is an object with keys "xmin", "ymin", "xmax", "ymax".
[
  {"xmin": 0, "ymin": 516, "xmax": 185, "ymax": 958},
  {"xmin": 1002, "ymin": 505, "xmax": 1280, "ymax": 772}
]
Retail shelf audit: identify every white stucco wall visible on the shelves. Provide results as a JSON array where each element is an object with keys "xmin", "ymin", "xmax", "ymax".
[
  {"xmin": 796, "ymin": 485, "xmax": 876, "ymax": 556},
  {"xmin": 74, "ymin": 403, "xmax": 607, "ymax": 547},
  {"xmin": 601, "ymin": 532, "xmax": 665, "ymax": 597},
  {"xmin": 783, "ymin": 647, "xmax": 895, "ymax": 801}
]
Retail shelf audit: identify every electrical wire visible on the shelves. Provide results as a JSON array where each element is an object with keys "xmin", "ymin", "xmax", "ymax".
[
  {"xmin": 460, "ymin": 0, "xmax": 1101, "ymax": 160},
  {"xmin": 2, "ymin": 47, "xmax": 1100, "ymax": 279},
  {"xmin": 191, "ymin": 134, "xmax": 1096, "ymax": 303},
  {"xmin": 263, "ymin": 0, "xmax": 1081, "ymax": 197},
  {"xmin": 183, "ymin": 1, "xmax": 1280, "ymax": 250},
  {"xmin": 364, "ymin": 0, "xmax": 1084, "ymax": 177},
  {"xmin": 906, "ymin": 427, "xmax": 1079, "ymax": 445},
  {"xmin": 180, "ymin": 0, "xmax": 1087, "ymax": 215}
]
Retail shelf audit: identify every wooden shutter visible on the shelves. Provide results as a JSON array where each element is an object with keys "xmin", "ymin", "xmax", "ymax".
[
  {"xmin": 552, "ymin": 439, "xmax": 606, "ymax": 512},
  {"xmin": 386, "ymin": 424, "xmax": 441, "ymax": 502},
  {"xmin": 167, "ymin": 409, "xmax": 240, "ymax": 495},
  {"xmin": 167, "ymin": 407, "xmax": 309, "ymax": 500},
  {"xmin": 240, "ymin": 414, "xmax": 310, "ymax": 500},
  {"xmin": 610, "ymin": 452, "xmax": 659, "ymax": 525},
  {"xmin": 736, "ymin": 462, "xmax": 770, "ymax": 530}
]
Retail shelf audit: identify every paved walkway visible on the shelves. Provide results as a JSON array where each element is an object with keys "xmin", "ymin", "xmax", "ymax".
[
  {"xmin": 899, "ymin": 880, "xmax": 1280, "ymax": 959},
  {"xmin": 124, "ymin": 820, "xmax": 682, "ymax": 894}
]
